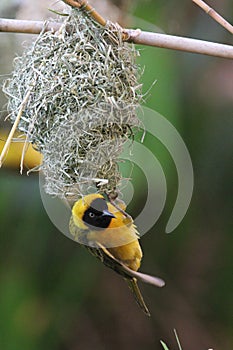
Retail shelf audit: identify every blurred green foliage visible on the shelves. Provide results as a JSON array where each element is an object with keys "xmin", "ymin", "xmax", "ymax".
[{"xmin": 0, "ymin": 1, "xmax": 232, "ymax": 349}]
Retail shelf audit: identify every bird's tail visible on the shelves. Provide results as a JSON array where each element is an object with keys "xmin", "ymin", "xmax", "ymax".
[{"xmin": 126, "ymin": 278, "xmax": 150, "ymax": 316}]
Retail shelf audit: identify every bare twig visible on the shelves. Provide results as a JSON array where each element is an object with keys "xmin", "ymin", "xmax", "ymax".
[
  {"xmin": 0, "ymin": 18, "xmax": 61, "ymax": 34},
  {"xmin": 62, "ymin": 0, "xmax": 106, "ymax": 26},
  {"xmin": 0, "ymin": 18, "xmax": 232, "ymax": 59},
  {"xmin": 192, "ymin": 0, "xmax": 233, "ymax": 34},
  {"xmin": 124, "ymin": 29, "xmax": 233, "ymax": 59}
]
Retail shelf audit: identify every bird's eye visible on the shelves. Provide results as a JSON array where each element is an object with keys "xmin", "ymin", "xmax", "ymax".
[{"xmin": 89, "ymin": 212, "xmax": 95, "ymax": 218}]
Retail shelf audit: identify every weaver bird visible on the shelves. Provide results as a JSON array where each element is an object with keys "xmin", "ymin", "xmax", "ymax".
[{"xmin": 69, "ymin": 193, "xmax": 165, "ymax": 316}]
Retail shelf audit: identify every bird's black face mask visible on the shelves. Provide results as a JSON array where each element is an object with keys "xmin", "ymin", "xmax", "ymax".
[{"xmin": 83, "ymin": 198, "xmax": 115, "ymax": 230}]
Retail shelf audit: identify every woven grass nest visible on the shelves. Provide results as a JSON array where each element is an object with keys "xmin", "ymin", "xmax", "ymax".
[{"xmin": 3, "ymin": 8, "xmax": 142, "ymax": 200}]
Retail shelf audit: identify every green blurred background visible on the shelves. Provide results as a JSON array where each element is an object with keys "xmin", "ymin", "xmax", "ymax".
[{"xmin": 0, "ymin": 1, "xmax": 232, "ymax": 349}]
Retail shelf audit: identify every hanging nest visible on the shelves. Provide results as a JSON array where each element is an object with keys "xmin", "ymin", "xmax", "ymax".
[{"xmin": 3, "ymin": 8, "xmax": 142, "ymax": 200}]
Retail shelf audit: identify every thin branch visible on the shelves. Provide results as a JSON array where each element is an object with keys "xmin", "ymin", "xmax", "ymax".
[
  {"xmin": 124, "ymin": 29, "xmax": 233, "ymax": 59},
  {"xmin": 0, "ymin": 18, "xmax": 61, "ymax": 34},
  {"xmin": 62, "ymin": 0, "xmax": 106, "ymax": 26},
  {"xmin": 192, "ymin": 0, "xmax": 233, "ymax": 34},
  {"xmin": 0, "ymin": 18, "xmax": 232, "ymax": 59}
]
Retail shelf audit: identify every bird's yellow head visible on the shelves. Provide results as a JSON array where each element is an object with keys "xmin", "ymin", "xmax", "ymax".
[{"xmin": 72, "ymin": 194, "xmax": 115, "ymax": 230}]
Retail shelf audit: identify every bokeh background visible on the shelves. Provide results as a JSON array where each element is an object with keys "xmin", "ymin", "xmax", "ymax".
[{"xmin": 0, "ymin": 1, "xmax": 232, "ymax": 349}]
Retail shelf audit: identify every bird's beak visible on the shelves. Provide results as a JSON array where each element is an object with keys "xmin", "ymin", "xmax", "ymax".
[{"xmin": 102, "ymin": 209, "xmax": 115, "ymax": 218}]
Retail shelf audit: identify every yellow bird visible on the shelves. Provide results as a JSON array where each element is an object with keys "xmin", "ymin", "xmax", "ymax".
[
  {"xmin": 0, "ymin": 130, "xmax": 42, "ymax": 170},
  {"xmin": 69, "ymin": 193, "xmax": 165, "ymax": 316}
]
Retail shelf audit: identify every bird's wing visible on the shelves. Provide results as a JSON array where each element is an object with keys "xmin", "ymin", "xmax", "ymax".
[
  {"xmin": 94, "ymin": 242, "xmax": 165, "ymax": 288},
  {"xmin": 70, "ymin": 216, "xmax": 165, "ymax": 288}
]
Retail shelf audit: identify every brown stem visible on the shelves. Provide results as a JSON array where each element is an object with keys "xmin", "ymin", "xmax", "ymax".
[
  {"xmin": 0, "ymin": 18, "xmax": 233, "ymax": 59},
  {"xmin": 192, "ymin": 0, "xmax": 233, "ymax": 34},
  {"xmin": 0, "ymin": 18, "xmax": 61, "ymax": 34},
  {"xmin": 62, "ymin": 0, "xmax": 106, "ymax": 26},
  {"xmin": 124, "ymin": 29, "xmax": 233, "ymax": 59}
]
